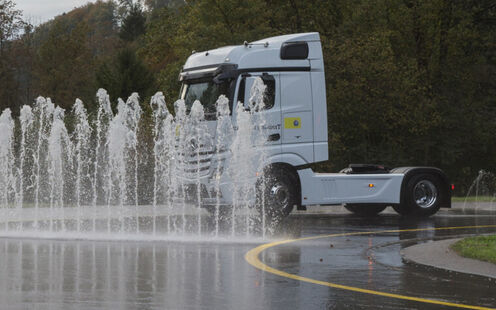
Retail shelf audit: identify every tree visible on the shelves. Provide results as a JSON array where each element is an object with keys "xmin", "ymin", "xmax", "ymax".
[
  {"xmin": 119, "ymin": 2, "xmax": 146, "ymax": 41},
  {"xmin": 0, "ymin": 58, "xmax": 18, "ymax": 112},
  {"xmin": 7, "ymin": 22, "xmax": 36, "ymax": 109},
  {"xmin": 137, "ymin": 6, "xmax": 181, "ymax": 101},
  {"xmin": 0, "ymin": 0, "xmax": 25, "ymax": 112},
  {"xmin": 35, "ymin": 20, "xmax": 95, "ymax": 110},
  {"xmin": 144, "ymin": 0, "xmax": 185, "ymax": 10},
  {"xmin": 96, "ymin": 48, "xmax": 155, "ymax": 102},
  {"xmin": 0, "ymin": 0, "xmax": 23, "ymax": 55}
]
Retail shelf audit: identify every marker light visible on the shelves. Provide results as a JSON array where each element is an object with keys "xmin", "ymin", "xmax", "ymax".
[{"xmin": 368, "ymin": 184, "xmax": 375, "ymax": 188}]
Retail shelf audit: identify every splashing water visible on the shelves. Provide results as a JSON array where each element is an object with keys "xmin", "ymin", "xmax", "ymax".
[
  {"xmin": 150, "ymin": 92, "xmax": 174, "ymax": 235},
  {"xmin": 186, "ymin": 100, "xmax": 210, "ymax": 236},
  {"xmin": 33, "ymin": 97, "xmax": 55, "ymax": 229},
  {"xmin": 173, "ymin": 99, "xmax": 188, "ymax": 234},
  {"xmin": 47, "ymin": 107, "xmax": 71, "ymax": 231},
  {"xmin": 0, "ymin": 109, "xmax": 15, "ymax": 228},
  {"xmin": 463, "ymin": 170, "xmax": 496, "ymax": 213},
  {"xmin": 92, "ymin": 89, "xmax": 113, "ymax": 232},
  {"xmin": 72, "ymin": 99, "xmax": 91, "ymax": 232},
  {"xmin": 18, "ymin": 106, "xmax": 34, "ymax": 211},
  {"xmin": 230, "ymin": 103, "xmax": 253, "ymax": 235},
  {"xmin": 249, "ymin": 78, "xmax": 270, "ymax": 237},
  {"xmin": 212, "ymin": 95, "xmax": 234, "ymax": 236},
  {"xmin": 224, "ymin": 77, "xmax": 271, "ymax": 237},
  {"xmin": 0, "ymin": 80, "xmax": 276, "ymax": 241},
  {"xmin": 107, "ymin": 98, "xmax": 130, "ymax": 233}
]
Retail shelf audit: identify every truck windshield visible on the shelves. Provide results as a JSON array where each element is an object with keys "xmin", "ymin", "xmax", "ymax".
[{"xmin": 180, "ymin": 79, "xmax": 230, "ymax": 120}]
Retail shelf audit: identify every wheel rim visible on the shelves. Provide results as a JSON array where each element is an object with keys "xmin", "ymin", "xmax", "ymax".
[
  {"xmin": 269, "ymin": 183, "xmax": 289, "ymax": 207},
  {"xmin": 413, "ymin": 180, "xmax": 438, "ymax": 209}
]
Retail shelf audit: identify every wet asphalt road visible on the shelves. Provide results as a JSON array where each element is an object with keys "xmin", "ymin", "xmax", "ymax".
[{"xmin": 0, "ymin": 212, "xmax": 495, "ymax": 309}]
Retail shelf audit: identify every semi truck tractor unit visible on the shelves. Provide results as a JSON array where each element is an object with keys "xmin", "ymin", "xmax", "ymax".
[{"xmin": 178, "ymin": 32, "xmax": 451, "ymax": 218}]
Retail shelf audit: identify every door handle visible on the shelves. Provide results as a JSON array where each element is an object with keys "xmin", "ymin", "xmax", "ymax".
[{"xmin": 268, "ymin": 133, "xmax": 280, "ymax": 141}]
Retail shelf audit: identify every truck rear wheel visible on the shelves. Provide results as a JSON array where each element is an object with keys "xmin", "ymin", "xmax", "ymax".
[
  {"xmin": 256, "ymin": 168, "xmax": 297, "ymax": 221},
  {"xmin": 344, "ymin": 204, "xmax": 387, "ymax": 216},
  {"xmin": 393, "ymin": 174, "xmax": 442, "ymax": 217}
]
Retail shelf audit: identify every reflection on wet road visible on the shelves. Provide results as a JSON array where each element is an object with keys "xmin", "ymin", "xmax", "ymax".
[{"xmin": 0, "ymin": 214, "xmax": 495, "ymax": 309}]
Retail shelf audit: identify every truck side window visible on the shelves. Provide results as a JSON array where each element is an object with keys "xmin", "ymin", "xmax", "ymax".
[{"xmin": 237, "ymin": 75, "xmax": 275, "ymax": 111}]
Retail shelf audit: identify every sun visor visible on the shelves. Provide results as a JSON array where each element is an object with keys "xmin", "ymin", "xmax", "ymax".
[{"xmin": 180, "ymin": 64, "xmax": 238, "ymax": 83}]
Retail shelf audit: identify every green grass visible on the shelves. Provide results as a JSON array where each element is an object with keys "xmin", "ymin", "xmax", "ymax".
[
  {"xmin": 451, "ymin": 196, "xmax": 495, "ymax": 202},
  {"xmin": 451, "ymin": 235, "xmax": 496, "ymax": 264}
]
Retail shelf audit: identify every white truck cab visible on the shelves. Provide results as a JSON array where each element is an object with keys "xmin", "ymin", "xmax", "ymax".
[{"xmin": 178, "ymin": 32, "xmax": 451, "ymax": 218}]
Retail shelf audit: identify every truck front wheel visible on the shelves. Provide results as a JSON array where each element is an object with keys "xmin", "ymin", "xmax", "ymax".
[
  {"xmin": 256, "ymin": 168, "xmax": 297, "ymax": 221},
  {"xmin": 344, "ymin": 204, "xmax": 387, "ymax": 216},
  {"xmin": 393, "ymin": 174, "xmax": 442, "ymax": 217}
]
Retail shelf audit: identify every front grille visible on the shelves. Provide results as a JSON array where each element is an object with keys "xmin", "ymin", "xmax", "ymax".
[
  {"xmin": 179, "ymin": 144, "xmax": 215, "ymax": 179},
  {"xmin": 175, "ymin": 135, "xmax": 229, "ymax": 181}
]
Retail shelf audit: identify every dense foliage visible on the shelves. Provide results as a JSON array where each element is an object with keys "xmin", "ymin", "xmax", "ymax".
[{"xmin": 0, "ymin": 0, "xmax": 495, "ymax": 193}]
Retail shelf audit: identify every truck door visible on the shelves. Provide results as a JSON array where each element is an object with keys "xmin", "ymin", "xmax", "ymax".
[
  {"xmin": 234, "ymin": 72, "xmax": 282, "ymax": 155},
  {"xmin": 280, "ymin": 71, "xmax": 314, "ymax": 163}
]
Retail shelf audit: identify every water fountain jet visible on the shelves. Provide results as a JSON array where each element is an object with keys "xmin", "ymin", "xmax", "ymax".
[{"xmin": 0, "ymin": 84, "xmax": 275, "ymax": 242}]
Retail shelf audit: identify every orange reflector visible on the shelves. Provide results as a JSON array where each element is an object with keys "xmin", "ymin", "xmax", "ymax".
[{"xmin": 368, "ymin": 184, "xmax": 375, "ymax": 188}]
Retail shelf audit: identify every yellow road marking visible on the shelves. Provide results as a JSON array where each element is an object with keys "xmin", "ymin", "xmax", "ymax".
[{"xmin": 245, "ymin": 225, "xmax": 496, "ymax": 310}]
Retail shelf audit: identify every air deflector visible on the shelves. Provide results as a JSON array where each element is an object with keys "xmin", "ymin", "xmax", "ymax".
[{"xmin": 280, "ymin": 42, "xmax": 309, "ymax": 60}]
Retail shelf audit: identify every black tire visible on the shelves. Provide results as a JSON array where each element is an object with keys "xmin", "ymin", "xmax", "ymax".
[
  {"xmin": 344, "ymin": 204, "xmax": 387, "ymax": 216},
  {"xmin": 256, "ymin": 167, "xmax": 298, "ymax": 221},
  {"xmin": 393, "ymin": 174, "xmax": 442, "ymax": 217}
]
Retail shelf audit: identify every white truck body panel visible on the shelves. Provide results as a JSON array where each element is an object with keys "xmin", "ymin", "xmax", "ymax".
[
  {"xmin": 298, "ymin": 169, "xmax": 404, "ymax": 206},
  {"xmin": 183, "ymin": 32, "xmax": 321, "ymax": 71}
]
